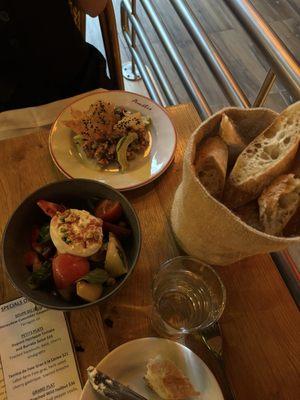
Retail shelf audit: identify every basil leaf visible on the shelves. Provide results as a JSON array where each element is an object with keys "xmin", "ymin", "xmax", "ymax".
[
  {"xmin": 37, "ymin": 224, "xmax": 50, "ymax": 244},
  {"xmin": 78, "ymin": 268, "xmax": 108, "ymax": 284},
  {"xmin": 27, "ymin": 261, "xmax": 52, "ymax": 290}
]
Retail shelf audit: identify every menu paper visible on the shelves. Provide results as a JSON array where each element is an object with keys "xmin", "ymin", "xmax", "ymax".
[
  {"xmin": 0, "ymin": 298, "xmax": 82, "ymax": 400},
  {"xmin": 0, "ymin": 359, "xmax": 7, "ymax": 400}
]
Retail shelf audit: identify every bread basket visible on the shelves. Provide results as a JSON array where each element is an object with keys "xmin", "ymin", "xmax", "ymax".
[{"xmin": 171, "ymin": 107, "xmax": 300, "ymax": 265}]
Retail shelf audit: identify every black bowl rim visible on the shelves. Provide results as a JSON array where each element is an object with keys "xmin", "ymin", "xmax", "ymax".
[{"xmin": 1, "ymin": 178, "xmax": 141, "ymax": 311}]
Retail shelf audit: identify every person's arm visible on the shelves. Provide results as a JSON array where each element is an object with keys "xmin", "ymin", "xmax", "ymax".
[{"xmin": 77, "ymin": 0, "xmax": 108, "ymax": 17}]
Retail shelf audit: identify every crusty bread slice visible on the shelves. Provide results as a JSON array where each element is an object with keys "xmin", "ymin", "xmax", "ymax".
[
  {"xmin": 234, "ymin": 201, "xmax": 263, "ymax": 231},
  {"xmin": 194, "ymin": 136, "xmax": 228, "ymax": 199},
  {"xmin": 144, "ymin": 356, "xmax": 200, "ymax": 400},
  {"xmin": 219, "ymin": 113, "xmax": 246, "ymax": 161},
  {"xmin": 224, "ymin": 101, "xmax": 300, "ymax": 208},
  {"xmin": 258, "ymin": 174, "xmax": 300, "ymax": 235},
  {"xmin": 291, "ymin": 148, "xmax": 300, "ymax": 177},
  {"xmin": 283, "ymin": 205, "xmax": 300, "ymax": 236}
]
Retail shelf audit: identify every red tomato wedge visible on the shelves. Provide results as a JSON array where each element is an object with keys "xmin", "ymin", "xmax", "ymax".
[
  {"xmin": 94, "ymin": 199, "xmax": 122, "ymax": 222},
  {"xmin": 102, "ymin": 221, "xmax": 131, "ymax": 239},
  {"xmin": 24, "ymin": 250, "xmax": 40, "ymax": 266},
  {"xmin": 52, "ymin": 254, "xmax": 89, "ymax": 289},
  {"xmin": 37, "ymin": 200, "xmax": 66, "ymax": 218}
]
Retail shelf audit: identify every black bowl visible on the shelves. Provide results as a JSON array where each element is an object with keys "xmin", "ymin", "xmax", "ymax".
[{"xmin": 2, "ymin": 179, "xmax": 141, "ymax": 310}]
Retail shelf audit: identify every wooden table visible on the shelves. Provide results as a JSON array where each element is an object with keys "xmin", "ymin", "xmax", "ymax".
[{"xmin": 0, "ymin": 104, "xmax": 299, "ymax": 400}]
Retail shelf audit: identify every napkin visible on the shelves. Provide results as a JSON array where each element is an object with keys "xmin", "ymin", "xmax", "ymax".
[{"xmin": 0, "ymin": 88, "xmax": 104, "ymax": 140}]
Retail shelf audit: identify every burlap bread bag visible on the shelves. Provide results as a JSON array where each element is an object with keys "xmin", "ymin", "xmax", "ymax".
[{"xmin": 171, "ymin": 107, "xmax": 300, "ymax": 265}]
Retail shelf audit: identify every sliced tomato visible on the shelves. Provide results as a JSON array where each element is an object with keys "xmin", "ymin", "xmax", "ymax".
[
  {"xmin": 37, "ymin": 200, "xmax": 66, "ymax": 218},
  {"xmin": 94, "ymin": 199, "xmax": 122, "ymax": 222},
  {"xmin": 102, "ymin": 221, "xmax": 131, "ymax": 239},
  {"xmin": 24, "ymin": 250, "xmax": 40, "ymax": 266},
  {"xmin": 52, "ymin": 254, "xmax": 90, "ymax": 289}
]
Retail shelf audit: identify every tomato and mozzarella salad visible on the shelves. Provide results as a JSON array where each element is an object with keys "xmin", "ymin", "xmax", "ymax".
[{"xmin": 24, "ymin": 198, "xmax": 131, "ymax": 303}]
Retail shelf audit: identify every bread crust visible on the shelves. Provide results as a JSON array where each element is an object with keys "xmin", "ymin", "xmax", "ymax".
[
  {"xmin": 219, "ymin": 113, "xmax": 246, "ymax": 162},
  {"xmin": 224, "ymin": 101, "xmax": 300, "ymax": 208},
  {"xmin": 144, "ymin": 356, "xmax": 199, "ymax": 400},
  {"xmin": 234, "ymin": 201, "xmax": 263, "ymax": 231},
  {"xmin": 258, "ymin": 174, "xmax": 300, "ymax": 235},
  {"xmin": 194, "ymin": 136, "xmax": 228, "ymax": 198}
]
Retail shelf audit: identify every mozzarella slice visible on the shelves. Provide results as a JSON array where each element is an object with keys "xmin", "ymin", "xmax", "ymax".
[{"xmin": 50, "ymin": 209, "xmax": 103, "ymax": 257}]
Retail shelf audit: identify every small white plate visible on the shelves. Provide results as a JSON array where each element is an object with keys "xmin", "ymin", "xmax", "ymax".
[
  {"xmin": 49, "ymin": 91, "xmax": 177, "ymax": 190},
  {"xmin": 80, "ymin": 337, "xmax": 224, "ymax": 400}
]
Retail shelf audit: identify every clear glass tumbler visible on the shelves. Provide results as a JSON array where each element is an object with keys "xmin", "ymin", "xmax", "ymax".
[{"xmin": 151, "ymin": 256, "xmax": 226, "ymax": 338}]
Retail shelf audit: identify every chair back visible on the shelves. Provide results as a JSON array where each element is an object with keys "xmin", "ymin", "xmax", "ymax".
[{"xmin": 69, "ymin": 0, "xmax": 124, "ymax": 90}]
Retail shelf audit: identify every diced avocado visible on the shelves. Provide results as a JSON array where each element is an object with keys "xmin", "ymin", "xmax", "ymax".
[
  {"xmin": 116, "ymin": 132, "xmax": 138, "ymax": 172},
  {"xmin": 76, "ymin": 281, "xmax": 103, "ymax": 302},
  {"xmin": 73, "ymin": 134, "xmax": 84, "ymax": 146},
  {"xmin": 141, "ymin": 115, "xmax": 151, "ymax": 125},
  {"xmin": 104, "ymin": 232, "xmax": 128, "ymax": 277}
]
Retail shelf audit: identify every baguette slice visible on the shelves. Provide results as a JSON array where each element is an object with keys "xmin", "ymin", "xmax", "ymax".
[
  {"xmin": 219, "ymin": 113, "xmax": 246, "ymax": 160},
  {"xmin": 194, "ymin": 136, "xmax": 228, "ymax": 199},
  {"xmin": 283, "ymin": 206, "xmax": 300, "ymax": 236},
  {"xmin": 234, "ymin": 201, "xmax": 263, "ymax": 231},
  {"xmin": 224, "ymin": 101, "xmax": 300, "ymax": 208},
  {"xmin": 144, "ymin": 356, "xmax": 200, "ymax": 400},
  {"xmin": 291, "ymin": 147, "xmax": 300, "ymax": 177},
  {"xmin": 258, "ymin": 174, "xmax": 300, "ymax": 235}
]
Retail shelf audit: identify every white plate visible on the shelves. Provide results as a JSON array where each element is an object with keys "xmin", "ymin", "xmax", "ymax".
[
  {"xmin": 80, "ymin": 337, "xmax": 224, "ymax": 400},
  {"xmin": 49, "ymin": 91, "xmax": 177, "ymax": 190}
]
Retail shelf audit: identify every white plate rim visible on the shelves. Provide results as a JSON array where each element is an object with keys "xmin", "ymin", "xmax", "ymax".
[
  {"xmin": 80, "ymin": 337, "xmax": 224, "ymax": 400},
  {"xmin": 49, "ymin": 90, "xmax": 177, "ymax": 191}
]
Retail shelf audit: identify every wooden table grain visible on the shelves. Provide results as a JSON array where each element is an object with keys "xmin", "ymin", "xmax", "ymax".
[{"xmin": 0, "ymin": 104, "xmax": 299, "ymax": 400}]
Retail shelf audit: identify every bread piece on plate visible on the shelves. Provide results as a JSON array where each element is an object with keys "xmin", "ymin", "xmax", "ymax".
[
  {"xmin": 258, "ymin": 174, "xmax": 300, "ymax": 236},
  {"xmin": 144, "ymin": 356, "xmax": 200, "ymax": 400},
  {"xmin": 219, "ymin": 113, "xmax": 246, "ymax": 161},
  {"xmin": 194, "ymin": 136, "xmax": 228, "ymax": 199},
  {"xmin": 234, "ymin": 201, "xmax": 263, "ymax": 231},
  {"xmin": 224, "ymin": 101, "xmax": 300, "ymax": 208}
]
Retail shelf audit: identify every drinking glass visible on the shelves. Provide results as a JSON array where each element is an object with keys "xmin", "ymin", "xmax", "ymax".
[{"xmin": 151, "ymin": 256, "xmax": 226, "ymax": 338}]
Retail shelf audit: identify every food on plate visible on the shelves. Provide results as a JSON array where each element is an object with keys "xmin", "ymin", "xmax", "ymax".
[
  {"xmin": 105, "ymin": 232, "xmax": 128, "ymax": 277},
  {"xmin": 144, "ymin": 355, "xmax": 200, "ymax": 400},
  {"xmin": 117, "ymin": 131, "xmax": 138, "ymax": 172},
  {"xmin": 219, "ymin": 113, "xmax": 246, "ymax": 161},
  {"xmin": 64, "ymin": 99, "xmax": 151, "ymax": 171},
  {"xmin": 76, "ymin": 281, "xmax": 103, "ymax": 303},
  {"xmin": 50, "ymin": 209, "xmax": 103, "ymax": 257},
  {"xmin": 94, "ymin": 199, "xmax": 123, "ymax": 222},
  {"xmin": 224, "ymin": 101, "xmax": 300, "ymax": 208},
  {"xmin": 258, "ymin": 174, "xmax": 300, "ymax": 235},
  {"xmin": 194, "ymin": 136, "xmax": 228, "ymax": 199},
  {"xmin": 25, "ymin": 198, "xmax": 131, "ymax": 303}
]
